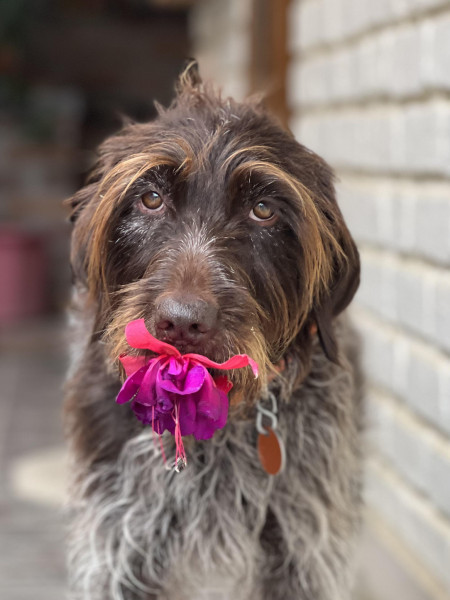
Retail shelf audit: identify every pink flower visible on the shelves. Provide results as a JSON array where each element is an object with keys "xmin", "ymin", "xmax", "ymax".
[{"xmin": 116, "ymin": 319, "xmax": 258, "ymax": 441}]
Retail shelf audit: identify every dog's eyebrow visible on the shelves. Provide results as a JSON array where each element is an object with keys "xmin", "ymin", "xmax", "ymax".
[
  {"xmin": 228, "ymin": 160, "xmax": 309, "ymax": 208},
  {"xmin": 99, "ymin": 139, "xmax": 196, "ymax": 200},
  {"xmin": 220, "ymin": 145, "xmax": 275, "ymax": 174}
]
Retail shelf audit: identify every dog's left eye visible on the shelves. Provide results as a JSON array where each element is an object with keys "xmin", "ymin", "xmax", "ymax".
[
  {"xmin": 250, "ymin": 202, "xmax": 275, "ymax": 222},
  {"xmin": 141, "ymin": 191, "xmax": 164, "ymax": 211}
]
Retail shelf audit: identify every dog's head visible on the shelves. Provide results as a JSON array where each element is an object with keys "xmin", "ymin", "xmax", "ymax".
[{"xmin": 69, "ymin": 63, "xmax": 359, "ymax": 399}]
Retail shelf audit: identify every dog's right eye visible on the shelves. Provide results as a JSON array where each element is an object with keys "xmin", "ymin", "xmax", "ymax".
[{"xmin": 141, "ymin": 191, "xmax": 164, "ymax": 211}]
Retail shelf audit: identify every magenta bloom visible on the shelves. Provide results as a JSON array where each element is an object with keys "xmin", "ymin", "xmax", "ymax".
[{"xmin": 116, "ymin": 319, "xmax": 258, "ymax": 442}]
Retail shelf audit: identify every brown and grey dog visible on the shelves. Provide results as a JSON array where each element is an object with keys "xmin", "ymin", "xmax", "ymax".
[{"xmin": 65, "ymin": 63, "xmax": 363, "ymax": 600}]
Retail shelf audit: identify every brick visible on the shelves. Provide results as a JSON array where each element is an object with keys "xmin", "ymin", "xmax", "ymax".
[
  {"xmin": 435, "ymin": 271, "xmax": 450, "ymax": 354},
  {"xmin": 337, "ymin": 177, "xmax": 417, "ymax": 252},
  {"xmin": 291, "ymin": 113, "xmax": 322, "ymax": 154},
  {"xmin": 391, "ymin": 25, "xmax": 423, "ymax": 97},
  {"xmin": 340, "ymin": 178, "xmax": 450, "ymax": 263},
  {"xmin": 328, "ymin": 48, "xmax": 355, "ymax": 102},
  {"xmin": 355, "ymin": 313, "xmax": 397, "ymax": 391},
  {"xmin": 366, "ymin": 459, "xmax": 450, "ymax": 591},
  {"xmin": 430, "ymin": 12, "xmax": 450, "ymax": 90},
  {"xmin": 414, "ymin": 186, "xmax": 450, "ymax": 265},
  {"xmin": 368, "ymin": 393, "xmax": 430, "ymax": 494},
  {"xmin": 374, "ymin": 30, "xmax": 396, "ymax": 96},
  {"xmin": 355, "ymin": 37, "xmax": 380, "ymax": 98},
  {"xmin": 368, "ymin": 390, "xmax": 450, "ymax": 518},
  {"xmin": 292, "ymin": 57, "xmax": 330, "ymax": 106},
  {"xmin": 403, "ymin": 338, "xmax": 445, "ymax": 431},
  {"xmin": 390, "ymin": 0, "xmax": 415, "ymax": 19},
  {"xmin": 385, "ymin": 183, "xmax": 414, "ymax": 251},
  {"xmin": 404, "ymin": 102, "xmax": 450, "ymax": 175},
  {"xmin": 366, "ymin": 0, "xmax": 394, "ymax": 28},
  {"xmin": 298, "ymin": 0, "xmax": 324, "ymax": 51},
  {"xmin": 419, "ymin": 18, "xmax": 438, "ymax": 87},
  {"xmin": 357, "ymin": 254, "xmax": 450, "ymax": 355},
  {"xmin": 356, "ymin": 251, "xmax": 385, "ymax": 314},
  {"xmin": 358, "ymin": 250, "xmax": 398, "ymax": 321},
  {"xmin": 295, "ymin": 101, "xmax": 450, "ymax": 176},
  {"xmin": 357, "ymin": 316, "xmax": 405, "ymax": 398},
  {"xmin": 414, "ymin": 0, "xmax": 450, "ymax": 11},
  {"xmin": 426, "ymin": 443, "xmax": 450, "ymax": 521},
  {"xmin": 322, "ymin": 0, "xmax": 345, "ymax": 44},
  {"xmin": 395, "ymin": 263, "xmax": 426, "ymax": 333},
  {"xmin": 292, "ymin": 21, "xmax": 431, "ymax": 107},
  {"xmin": 392, "ymin": 335, "xmax": 411, "ymax": 399},
  {"xmin": 342, "ymin": 0, "xmax": 371, "ymax": 39},
  {"xmin": 439, "ymin": 362, "xmax": 450, "ymax": 433},
  {"xmin": 337, "ymin": 178, "xmax": 382, "ymax": 244},
  {"xmin": 354, "ymin": 307, "xmax": 450, "ymax": 433}
]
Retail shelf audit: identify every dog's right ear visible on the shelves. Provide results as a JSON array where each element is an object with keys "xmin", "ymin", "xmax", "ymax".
[
  {"xmin": 64, "ymin": 181, "xmax": 100, "ymax": 288},
  {"xmin": 176, "ymin": 58, "xmax": 202, "ymax": 94},
  {"xmin": 313, "ymin": 225, "xmax": 360, "ymax": 363}
]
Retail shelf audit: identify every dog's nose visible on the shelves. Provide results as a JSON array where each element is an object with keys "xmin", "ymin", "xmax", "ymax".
[{"xmin": 154, "ymin": 295, "xmax": 218, "ymax": 348}]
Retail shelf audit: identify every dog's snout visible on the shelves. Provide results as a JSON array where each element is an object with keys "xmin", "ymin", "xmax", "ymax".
[{"xmin": 154, "ymin": 295, "xmax": 218, "ymax": 348}]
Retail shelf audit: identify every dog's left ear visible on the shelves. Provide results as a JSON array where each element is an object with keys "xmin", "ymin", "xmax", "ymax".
[{"xmin": 313, "ymin": 222, "xmax": 360, "ymax": 363}]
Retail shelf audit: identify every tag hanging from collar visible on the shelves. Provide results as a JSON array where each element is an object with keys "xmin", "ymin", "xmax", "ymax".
[{"xmin": 256, "ymin": 391, "xmax": 285, "ymax": 475}]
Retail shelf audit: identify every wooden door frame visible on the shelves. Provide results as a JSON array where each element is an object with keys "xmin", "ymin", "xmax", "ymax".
[{"xmin": 250, "ymin": 0, "xmax": 290, "ymax": 127}]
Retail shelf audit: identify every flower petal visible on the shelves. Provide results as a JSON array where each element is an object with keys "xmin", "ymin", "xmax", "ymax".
[
  {"xmin": 199, "ymin": 379, "xmax": 229, "ymax": 425},
  {"xmin": 125, "ymin": 319, "xmax": 180, "ymax": 356},
  {"xmin": 178, "ymin": 395, "xmax": 197, "ymax": 436},
  {"xmin": 119, "ymin": 354, "xmax": 149, "ymax": 378},
  {"xmin": 155, "ymin": 391, "xmax": 174, "ymax": 414},
  {"xmin": 196, "ymin": 373, "xmax": 221, "ymax": 420},
  {"xmin": 155, "ymin": 411, "xmax": 175, "ymax": 435},
  {"xmin": 214, "ymin": 375, "xmax": 233, "ymax": 394},
  {"xmin": 166, "ymin": 356, "xmax": 184, "ymax": 376},
  {"xmin": 193, "ymin": 414, "xmax": 217, "ymax": 440},
  {"xmin": 157, "ymin": 362, "xmax": 206, "ymax": 395},
  {"xmin": 116, "ymin": 365, "xmax": 148, "ymax": 404},
  {"xmin": 192, "ymin": 388, "xmax": 228, "ymax": 439},
  {"xmin": 136, "ymin": 358, "xmax": 164, "ymax": 405},
  {"xmin": 185, "ymin": 353, "xmax": 259, "ymax": 378},
  {"xmin": 131, "ymin": 399, "xmax": 154, "ymax": 425}
]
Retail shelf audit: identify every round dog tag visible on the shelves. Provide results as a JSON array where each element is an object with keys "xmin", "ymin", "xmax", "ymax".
[{"xmin": 257, "ymin": 427, "xmax": 285, "ymax": 475}]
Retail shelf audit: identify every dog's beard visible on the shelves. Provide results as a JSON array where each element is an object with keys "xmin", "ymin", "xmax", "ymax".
[{"xmin": 102, "ymin": 245, "xmax": 270, "ymax": 405}]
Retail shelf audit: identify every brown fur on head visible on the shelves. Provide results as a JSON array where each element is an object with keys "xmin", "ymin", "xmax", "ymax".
[{"xmin": 68, "ymin": 62, "xmax": 359, "ymax": 400}]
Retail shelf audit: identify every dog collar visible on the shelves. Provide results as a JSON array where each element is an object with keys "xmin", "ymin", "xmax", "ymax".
[{"xmin": 256, "ymin": 391, "xmax": 285, "ymax": 476}]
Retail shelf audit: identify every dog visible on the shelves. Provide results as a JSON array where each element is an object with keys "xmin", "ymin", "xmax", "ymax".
[{"xmin": 65, "ymin": 62, "xmax": 363, "ymax": 600}]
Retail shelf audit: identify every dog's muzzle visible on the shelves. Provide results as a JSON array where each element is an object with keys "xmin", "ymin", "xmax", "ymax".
[{"xmin": 154, "ymin": 293, "xmax": 218, "ymax": 352}]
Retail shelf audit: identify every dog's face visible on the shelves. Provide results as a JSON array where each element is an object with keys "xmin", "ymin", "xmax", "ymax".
[{"xmin": 69, "ymin": 68, "xmax": 359, "ymax": 398}]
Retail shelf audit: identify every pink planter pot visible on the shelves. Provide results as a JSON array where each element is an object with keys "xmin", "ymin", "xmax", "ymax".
[{"xmin": 0, "ymin": 228, "xmax": 48, "ymax": 324}]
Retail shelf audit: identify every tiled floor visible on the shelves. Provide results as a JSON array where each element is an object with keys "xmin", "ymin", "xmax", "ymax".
[{"xmin": 0, "ymin": 318, "xmax": 67, "ymax": 599}]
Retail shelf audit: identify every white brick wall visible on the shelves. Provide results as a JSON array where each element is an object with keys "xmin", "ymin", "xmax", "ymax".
[
  {"xmin": 189, "ymin": 0, "xmax": 252, "ymax": 100},
  {"xmin": 290, "ymin": 0, "xmax": 450, "ymax": 596}
]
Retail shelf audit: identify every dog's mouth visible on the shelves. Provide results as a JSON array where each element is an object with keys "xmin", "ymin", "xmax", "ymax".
[{"xmin": 155, "ymin": 336, "xmax": 211, "ymax": 357}]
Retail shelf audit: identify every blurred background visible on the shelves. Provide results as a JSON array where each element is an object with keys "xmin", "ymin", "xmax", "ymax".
[{"xmin": 0, "ymin": 0, "xmax": 449, "ymax": 598}]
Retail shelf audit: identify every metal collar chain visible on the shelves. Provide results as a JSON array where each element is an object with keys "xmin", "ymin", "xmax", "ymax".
[
  {"xmin": 256, "ymin": 391, "xmax": 278, "ymax": 435},
  {"xmin": 256, "ymin": 390, "xmax": 285, "ymax": 475}
]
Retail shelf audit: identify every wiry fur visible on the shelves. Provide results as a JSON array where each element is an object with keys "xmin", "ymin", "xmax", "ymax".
[{"xmin": 65, "ymin": 63, "xmax": 363, "ymax": 600}]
